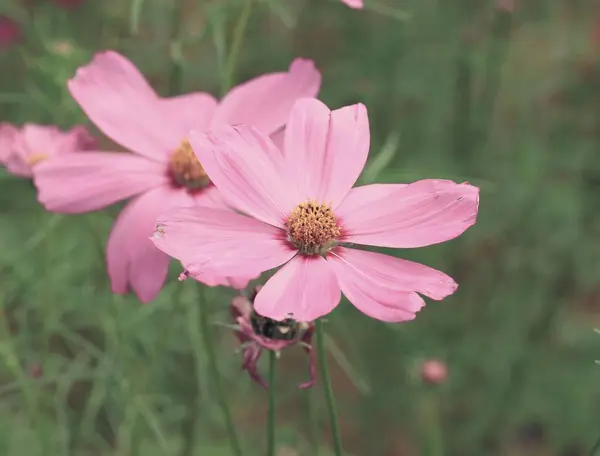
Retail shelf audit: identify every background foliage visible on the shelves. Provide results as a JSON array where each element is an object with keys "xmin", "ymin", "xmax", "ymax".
[{"xmin": 1, "ymin": 0, "xmax": 600, "ymax": 455}]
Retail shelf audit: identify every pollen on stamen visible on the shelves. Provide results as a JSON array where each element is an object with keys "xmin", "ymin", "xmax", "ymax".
[
  {"xmin": 286, "ymin": 200, "xmax": 341, "ymax": 255},
  {"xmin": 169, "ymin": 139, "xmax": 210, "ymax": 190}
]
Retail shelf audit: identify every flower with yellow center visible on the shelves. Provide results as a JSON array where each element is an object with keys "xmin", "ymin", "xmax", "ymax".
[
  {"xmin": 286, "ymin": 200, "xmax": 341, "ymax": 255},
  {"xmin": 152, "ymin": 99, "xmax": 480, "ymax": 325}
]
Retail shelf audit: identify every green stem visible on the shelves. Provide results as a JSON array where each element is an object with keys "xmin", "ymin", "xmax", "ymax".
[
  {"xmin": 421, "ymin": 392, "xmax": 443, "ymax": 456},
  {"xmin": 473, "ymin": 5, "xmax": 513, "ymax": 155},
  {"xmin": 221, "ymin": 0, "xmax": 253, "ymax": 96},
  {"xmin": 307, "ymin": 388, "xmax": 321, "ymax": 456},
  {"xmin": 315, "ymin": 320, "xmax": 344, "ymax": 456},
  {"xmin": 197, "ymin": 285, "xmax": 244, "ymax": 456},
  {"xmin": 267, "ymin": 350, "xmax": 277, "ymax": 456},
  {"xmin": 168, "ymin": 0, "xmax": 184, "ymax": 95},
  {"xmin": 590, "ymin": 436, "xmax": 600, "ymax": 456}
]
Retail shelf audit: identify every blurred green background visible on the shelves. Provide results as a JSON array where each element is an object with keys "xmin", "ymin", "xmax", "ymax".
[{"xmin": 2, "ymin": 0, "xmax": 600, "ymax": 455}]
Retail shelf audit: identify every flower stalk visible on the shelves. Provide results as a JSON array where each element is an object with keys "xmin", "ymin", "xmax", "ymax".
[
  {"xmin": 267, "ymin": 350, "xmax": 277, "ymax": 456},
  {"xmin": 221, "ymin": 0, "xmax": 253, "ymax": 95},
  {"xmin": 315, "ymin": 319, "xmax": 344, "ymax": 456},
  {"xmin": 197, "ymin": 285, "xmax": 244, "ymax": 456}
]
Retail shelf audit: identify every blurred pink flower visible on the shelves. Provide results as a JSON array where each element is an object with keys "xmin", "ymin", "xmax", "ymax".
[
  {"xmin": 34, "ymin": 51, "xmax": 321, "ymax": 303},
  {"xmin": 0, "ymin": 15, "xmax": 20, "ymax": 49},
  {"xmin": 341, "ymin": 0, "xmax": 364, "ymax": 8},
  {"xmin": 152, "ymin": 99, "xmax": 480, "ymax": 322},
  {"xmin": 231, "ymin": 286, "xmax": 315, "ymax": 389},
  {"xmin": 29, "ymin": 363, "xmax": 44, "ymax": 379},
  {"xmin": 0, "ymin": 123, "xmax": 94, "ymax": 178},
  {"xmin": 420, "ymin": 359, "xmax": 448, "ymax": 385},
  {"xmin": 496, "ymin": 0, "xmax": 515, "ymax": 13}
]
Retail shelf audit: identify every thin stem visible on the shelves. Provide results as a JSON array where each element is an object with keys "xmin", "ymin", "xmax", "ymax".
[
  {"xmin": 590, "ymin": 436, "xmax": 600, "ymax": 456},
  {"xmin": 420, "ymin": 392, "xmax": 443, "ymax": 456},
  {"xmin": 221, "ymin": 0, "xmax": 253, "ymax": 96},
  {"xmin": 307, "ymin": 387, "xmax": 321, "ymax": 456},
  {"xmin": 267, "ymin": 350, "xmax": 277, "ymax": 456},
  {"xmin": 168, "ymin": 0, "xmax": 184, "ymax": 96},
  {"xmin": 197, "ymin": 285, "xmax": 244, "ymax": 456},
  {"xmin": 473, "ymin": 5, "xmax": 513, "ymax": 155},
  {"xmin": 315, "ymin": 319, "xmax": 344, "ymax": 456}
]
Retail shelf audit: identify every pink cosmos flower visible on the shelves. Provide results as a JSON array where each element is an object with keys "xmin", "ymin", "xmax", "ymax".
[
  {"xmin": 0, "ymin": 123, "xmax": 94, "ymax": 178},
  {"xmin": 231, "ymin": 286, "xmax": 315, "ymax": 389},
  {"xmin": 34, "ymin": 51, "xmax": 321, "ymax": 303},
  {"xmin": 341, "ymin": 0, "xmax": 364, "ymax": 9},
  {"xmin": 152, "ymin": 98, "xmax": 480, "ymax": 322}
]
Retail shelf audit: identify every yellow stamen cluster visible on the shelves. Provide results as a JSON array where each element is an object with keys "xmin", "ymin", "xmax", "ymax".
[
  {"xmin": 169, "ymin": 139, "xmax": 210, "ymax": 190},
  {"xmin": 26, "ymin": 153, "xmax": 49, "ymax": 166},
  {"xmin": 287, "ymin": 201, "xmax": 340, "ymax": 255}
]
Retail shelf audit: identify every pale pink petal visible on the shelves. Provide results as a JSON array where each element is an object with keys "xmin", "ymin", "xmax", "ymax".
[
  {"xmin": 34, "ymin": 152, "xmax": 169, "ymax": 213},
  {"xmin": 270, "ymin": 128, "xmax": 285, "ymax": 152},
  {"xmin": 254, "ymin": 255, "xmax": 341, "ymax": 321},
  {"xmin": 0, "ymin": 123, "xmax": 18, "ymax": 163},
  {"xmin": 21, "ymin": 124, "xmax": 62, "ymax": 154},
  {"xmin": 284, "ymin": 99, "xmax": 369, "ymax": 206},
  {"xmin": 337, "ymin": 183, "xmax": 406, "ymax": 211},
  {"xmin": 328, "ymin": 247, "xmax": 457, "ymax": 300},
  {"xmin": 338, "ymin": 180, "xmax": 479, "ymax": 248},
  {"xmin": 158, "ymin": 92, "xmax": 218, "ymax": 140},
  {"xmin": 212, "ymin": 58, "xmax": 321, "ymax": 135},
  {"xmin": 20, "ymin": 124, "xmax": 95, "ymax": 157},
  {"xmin": 51, "ymin": 125, "xmax": 96, "ymax": 154},
  {"xmin": 191, "ymin": 185, "xmax": 230, "ymax": 210},
  {"xmin": 341, "ymin": 0, "xmax": 364, "ymax": 8},
  {"xmin": 0, "ymin": 123, "xmax": 30, "ymax": 176},
  {"xmin": 108, "ymin": 186, "xmax": 194, "ymax": 303},
  {"xmin": 152, "ymin": 206, "xmax": 295, "ymax": 277},
  {"xmin": 68, "ymin": 51, "xmax": 172, "ymax": 161},
  {"xmin": 327, "ymin": 249, "xmax": 425, "ymax": 322},
  {"xmin": 181, "ymin": 264, "xmax": 256, "ymax": 290},
  {"xmin": 190, "ymin": 126, "xmax": 293, "ymax": 227}
]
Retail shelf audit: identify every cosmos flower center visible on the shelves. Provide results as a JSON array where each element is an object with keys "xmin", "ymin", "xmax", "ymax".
[
  {"xmin": 286, "ymin": 200, "xmax": 340, "ymax": 255},
  {"xmin": 26, "ymin": 153, "xmax": 49, "ymax": 166},
  {"xmin": 169, "ymin": 139, "xmax": 210, "ymax": 190}
]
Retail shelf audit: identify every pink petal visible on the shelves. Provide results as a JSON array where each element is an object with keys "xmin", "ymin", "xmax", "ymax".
[
  {"xmin": 181, "ymin": 263, "xmax": 256, "ymax": 290},
  {"xmin": 21, "ymin": 124, "xmax": 62, "ymax": 153},
  {"xmin": 212, "ymin": 58, "xmax": 321, "ymax": 135},
  {"xmin": 191, "ymin": 185, "xmax": 230, "ymax": 210},
  {"xmin": 21, "ymin": 124, "xmax": 95, "ymax": 157},
  {"xmin": 158, "ymin": 92, "xmax": 218, "ymax": 140},
  {"xmin": 337, "ymin": 183, "xmax": 406, "ymax": 211},
  {"xmin": 327, "ymin": 249, "xmax": 426, "ymax": 322},
  {"xmin": 190, "ymin": 126, "xmax": 293, "ymax": 228},
  {"xmin": 34, "ymin": 152, "xmax": 169, "ymax": 213},
  {"xmin": 152, "ymin": 206, "xmax": 295, "ymax": 277},
  {"xmin": 254, "ymin": 255, "xmax": 341, "ymax": 321},
  {"xmin": 68, "ymin": 51, "xmax": 171, "ymax": 161},
  {"xmin": 269, "ymin": 128, "xmax": 285, "ymax": 152},
  {"xmin": 284, "ymin": 99, "xmax": 370, "ymax": 206},
  {"xmin": 108, "ymin": 186, "xmax": 193, "ymax": 303},
  {"xmin": 1, "ymin": 124, "xmax": 33, "ymax": 177},
  {"xmin": 55, "ymin": 125, "xmax": 97, "ymax": 153},
  {"xmin": 338, "ymin": 180, "xmax": 480, "ymax": 248},
  {"xmin": 341, "ymin": 0, "xmax": 364, "ymax": 8},
  {"xmin": 0, "ymin": 123, "xmax": 17, "ymax": 162},
  {"xmin": 329, "ymin": 247, "xmax": 457, "ymax": 300}
]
